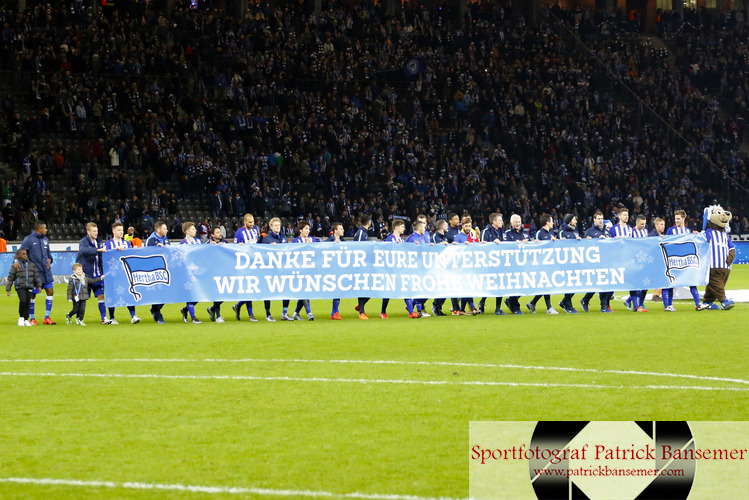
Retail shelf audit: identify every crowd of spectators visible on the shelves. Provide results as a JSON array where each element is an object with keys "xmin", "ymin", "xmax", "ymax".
[{"xmin": 0, "ymin": 0, "xmax": 748, "ymax": 242}]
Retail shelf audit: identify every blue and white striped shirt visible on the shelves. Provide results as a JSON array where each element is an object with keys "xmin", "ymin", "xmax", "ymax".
[
  {"xmin": 105, "ymin": 238, "xmax": 131, "ymax": 251},
  {"xmin": 180, "ymin": 237, "xmax": 203, "ymax": 245},
  {"xmin": 234, "ymin": 226, "xmax": 259, "ymax": 244},
  {"xmin": 632, "ymin": 227, "xmax": 648, "ymax": 238},
  {"xmin": 667, "ymin": 226, "xmax": 690, "ymax": 236},
  {"xmin": 610, "ymin": 223, "xmax": 633, "ymax": 238},
  {"xmin": 704, "ymin": 228, "xmax": 734, "ymax": 269}
]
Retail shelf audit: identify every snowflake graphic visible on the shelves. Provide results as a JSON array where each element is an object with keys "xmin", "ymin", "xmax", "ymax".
[
  {"xmin": 170, "ymin": 248, "xmax": 190, "ymax": 268},
  {"xmin": 116, "ymin": 286, "xmax": 127, "ymax": 296},
  {"xmin": 647, "ymin": 255, "xmax": 655, "ymax": 264},
  {"xmin": 186, "ymin": 262, "xmax": 200, "ymax": 274},
  {"xmin": 114, "ymin": 298, "xmax": 128, "ymax": 308},
  {"xmin": 643, "ymin": 277, "xmax": 651, "ymax": 287},
  {"xmin": 635, "ymin": 250, "xmax": 649, "ymax": 263},
  {"xmin": 183, "ymin": 280, "xmax": 194, "ymax": 290}
]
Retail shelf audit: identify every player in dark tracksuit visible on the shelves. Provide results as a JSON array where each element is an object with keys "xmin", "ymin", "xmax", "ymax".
[
  {"xmin": 445, "ymin": 214, "xmax": 462, "ymax": 314},
  {"xmin": 526, "ymin": 214, "xmax": 558, "ymax": 315},
  {"xmin": 504, "ymin": 214, "xmax": 529, "ymax": 314},
  {"xmin": 557, "ymin": 214, "xmax": 580, "ymax": 314},
  {"xmin": 145, "ymin": 221, "xmax": 171, "ymax": 323},
  {"xmin": 580, "ymin": 211, "xmax": 612, "ymax": 313},
  {"xmin": 353, "ymin": 214, "xmax": 372, "ymax": 319},
  {"xmin": 430, "ymin": 220, "xmax": 449, "ymax": 316},
  {"xmin": 478, "ymin": 213, "xmax": 506, "ymax": 315}
]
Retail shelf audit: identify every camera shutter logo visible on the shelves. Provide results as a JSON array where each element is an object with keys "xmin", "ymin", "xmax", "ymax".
[{"xmin": 529, "ymin": 421, "xmax": 696, "ymax": 500}]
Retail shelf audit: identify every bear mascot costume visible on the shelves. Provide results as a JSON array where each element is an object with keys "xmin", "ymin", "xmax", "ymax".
[{"xmin": 701, "ymin": 204, "xmax": 735, "ymax": 310}]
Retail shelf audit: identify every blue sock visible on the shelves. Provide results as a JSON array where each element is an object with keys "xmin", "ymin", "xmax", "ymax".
[
  {"xmin": 295, "ymin": 300, "xmax": 304, "ymax": 314},
  {"xmin": 127, "ymin": 306, "xmax": 135, "ymax": 317},
  {"xmin": 405, "ymin": 299, "xmax": 414, "ymax": 314},
  {"xmin": 332, "ymin": 299, "xmax": 340, "ymax": 314},
  {"xmin": 98, "ymin": 300, "xmax": 106, "ymax": 321},
  {"xmin": 30, "ymin": 298, "xmax": 35, "ymax": 319},
  {"xmin": 630, "ymin": 292, "xmax": 638, "ymax": 310},
  {"xmin": 640, "ymin": 290, "xmax": 647, "ymax": 303},
  {"xmin": 690, "ymin": 286, "xmax": 700, "ymax": 306},
  {"xmin": 305, "ymin": 300, "xmax": 311, "ymax": 315},
  {"xmin": 663, "ymin": 289, "xmax": 671, "ymax": 308},
  {"xmin": 246, "ymin": 301, "xmax": 253, "ymax": 315},
  {"xmin": 187, "ymin": 303, "xmax": 196, "ymax": 319},
  {"xmin": 45, "ymin": 296, "xmax": 53, "ymax": 318}
]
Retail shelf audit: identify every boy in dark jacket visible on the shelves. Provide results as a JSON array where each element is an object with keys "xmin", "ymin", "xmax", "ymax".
[
  {"xmin": 66, "ymin": 263, "xmax": 104, "ymax": 326},
  {"xmin": 6, "ymin": 249, "xmax": 43, "ymax": 326}
]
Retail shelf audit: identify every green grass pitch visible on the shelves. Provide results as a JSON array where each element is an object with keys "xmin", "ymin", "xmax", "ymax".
[{"xmin": 1, "ymin": 267, "xmax": 748, "ymax": 499}]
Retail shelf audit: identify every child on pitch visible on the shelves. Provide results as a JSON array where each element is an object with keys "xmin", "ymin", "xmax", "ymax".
[
  {"xmin": 67, "ymin": 262, "xmax": 105, "ymax": 326},
  {"xmin": 6, "ymin": 249, "xmax": 43, "ymax": 326},
  {"xmin": 291, "ymin": 221, "xmax": 315, "ymax": 321}
]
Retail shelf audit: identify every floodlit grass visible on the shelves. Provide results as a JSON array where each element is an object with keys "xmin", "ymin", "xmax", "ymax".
[{"xmin": 1, "ymin": 267, "xmax": 747, "ymax": 499}]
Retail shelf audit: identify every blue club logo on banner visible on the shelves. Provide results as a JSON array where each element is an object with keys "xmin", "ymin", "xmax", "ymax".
[
  {"xmin": 120, "ymin": 255, "xmax": 171, "ymax": 301},
  {"xmin": 659, "ymin": 242, "xmax": 700, "ymax": 284},
  {"xmin": 102, "ymin": 234, "xmax": 711, "ymax": 307}
]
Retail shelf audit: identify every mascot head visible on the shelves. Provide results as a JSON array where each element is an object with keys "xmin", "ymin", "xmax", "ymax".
[{"xmin": 703, "ymin": 204, "xmax": 732, "ymax": 231}]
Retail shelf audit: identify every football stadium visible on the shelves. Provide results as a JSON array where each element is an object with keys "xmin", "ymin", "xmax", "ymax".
[{"xmin": 1, "ymin": 0, "xmax": 748, "ymax": 499}]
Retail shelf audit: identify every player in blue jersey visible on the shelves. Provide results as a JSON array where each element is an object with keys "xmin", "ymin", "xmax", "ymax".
[
  {"xmin": 353, "ymin": 214, "xmax": 372, "ymax": 320},
  {"xmin": 609, "ymin": 208, "xmax": 633, "ymax": 238},
  {"xmin": 19, "ymin": 220, "xmax": 55, "ymax": 325},
  {"xmin": 478, "ymin": 213, "xmax": 506, "ymax": 316},
  {"xmin": 430, "ymin": 219, "xmax": 450, "ymax": 316},
  {"xmin": 232, "ymin": 213, "xmax": 260, "ymax": 322},
  {"xmin": 609, "ymin": 208, "xmax": 639, "ymax": 311},
  {"xmin": 628, "ymin": 214, "xmax": 649, "ymax": 312},
  {"xmin": 262, "ymin": 217, "xmax": 292, "ymax": 321},
  {"xmin": 104, "ymin": 222, "xmax": 141, "ymax": 324},
  {"xmin": 526, "ymin": 214, "xmax": 559, "ymax": 315},
  {"xmin": 580, "ymin": 211, "xmax": 613, "ymax": 313},
  {"xmin": 291, "ymin": 221, "xmax": 315, "ymax": 321},
  {"xmin": 326, "ymin": 222, "xmax": 345, "ymax": 320},
  {"xmin": 663, "ymin": 210, "xmax": 704, "ymax": 311},
  {"xmin": 647, "ymin": 217, "xmax": 666, "ymax": 303},
  {"xmin": 405, "ymin": 218, "xmax": 431, "ymax": 317},
  {"xmin": 382, "ymin": 220, "xmax": 418, "ymax": 319},
  {"xmin": 145, "ymin": 220, "xmax": 170, "ymax": 323},
  {"xmin": 504, "ymin": 214, "xmax": 529, "ymax": 314},
  {"xmin": 557, "ymin": 214, "xmax": 580, "ymax": 314},
  {"xmin": 77, "ymin": 222, "xmax": 111, "ymax": 324},
  {"xmin": 178, "ymin": 222, "xmax": 203, "ymax": 324}
]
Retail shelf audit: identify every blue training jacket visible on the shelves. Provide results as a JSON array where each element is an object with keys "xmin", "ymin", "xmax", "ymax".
[{"xmin": 20, "ymin": 230, "xmax": 53, "ymax": 283}]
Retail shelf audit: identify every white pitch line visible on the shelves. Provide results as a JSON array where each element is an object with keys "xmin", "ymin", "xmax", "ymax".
[
  {"xmin": 0, "ymin": 358, "xmax": 746, "ymax": 386},
  {"xmin": 0, "ymin": 372, "xmax": 746, "ymax": 391},
  {"xmin": 0, "ymin": 477, "xmax": 466, "ymax": 500}
]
